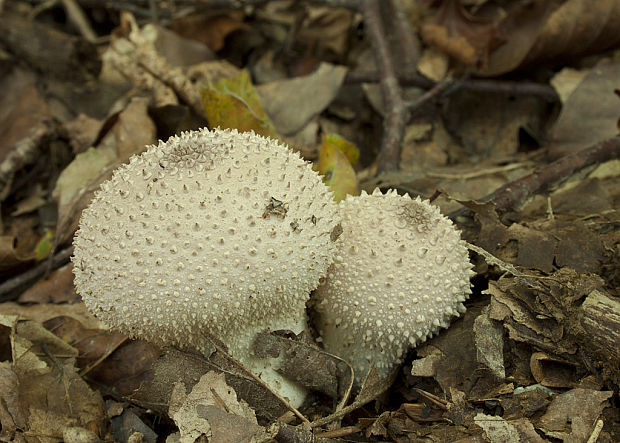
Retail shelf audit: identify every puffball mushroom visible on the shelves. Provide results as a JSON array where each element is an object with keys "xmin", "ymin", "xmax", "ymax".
[
  {"xmin": 311, "ymin": 189, "xmax": 473, "ymax": 383},
  {"xmin": 72, "ymin": 128, "xmax": 341, "ymax": 407}
]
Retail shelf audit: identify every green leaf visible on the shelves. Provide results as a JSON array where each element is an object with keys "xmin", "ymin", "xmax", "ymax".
[{"xmin": 34, "ymin": 229, "xmax": 55, "ymax": 261}]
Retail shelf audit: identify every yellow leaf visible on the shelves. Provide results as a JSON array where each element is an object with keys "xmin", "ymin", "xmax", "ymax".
[
  {"xmin": 322, "ymin": 133, "xmax": 360, "ymax": 165},
  {"xmin": 318, "ymin": 134, "xmax": 358, "ymax": 201},
  {"xmin": 200, "ymin": 70, "xmax": 279, "ymax": 139}
]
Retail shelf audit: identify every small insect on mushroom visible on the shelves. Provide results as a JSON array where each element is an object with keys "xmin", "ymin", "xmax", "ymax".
[
  {"xmin": 72, "ymin": 128, "xmax": 341, "ymax": 407},
  {"xmin": 310, "ymin": 188, "xmax": 474, "ymax": 385}
]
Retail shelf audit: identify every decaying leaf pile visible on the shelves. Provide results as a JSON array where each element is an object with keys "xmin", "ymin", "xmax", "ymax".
[{"xmin": 0, "ymin": 0, "xmax": 618, "ymax": 442}]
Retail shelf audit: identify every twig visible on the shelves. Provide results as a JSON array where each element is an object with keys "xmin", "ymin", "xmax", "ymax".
[
  {"xmin": 491, "ymin": 135, "xmax": 620, "ymax": 214},
  {"xmin": 0, "ymin": 245, "xmax": 74, "ymax": 301},
  {"xmin": 346, "ymin": 71, "xmax": 560, "ymax": 103},
  {"xmin": 0, "ymin": 120, "xmax": 57, "ymax": 200},
  {"xmin": 362, "ymin": 0, "xmax": 407, "ymax": 174},
  {"xmin": 314, "ymin": 425, "xmax": 363, "ymax": 438},
  {"xmin": 448, "ymin": 135, "xmax": 620, "ymax": 223},
  {"xmin": 387, "ymin": 0, "xmax": 420, "ymax": 77},
  {"xmin": 405, "ymin": 76, "xmax": 457, "ymax": 113},
  {"xmin": 60, "ymin": 0, "xmax": 97, "ymax": 42}
]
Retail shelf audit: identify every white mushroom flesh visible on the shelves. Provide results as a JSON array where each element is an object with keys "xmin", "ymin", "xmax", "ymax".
[
  {"xmin": 311, "ymin": 188, "xmax": 473, "ymax": 382},
  {"xmin": 73, "ymin": 128, "xmax": 341, "ymax": 406}
]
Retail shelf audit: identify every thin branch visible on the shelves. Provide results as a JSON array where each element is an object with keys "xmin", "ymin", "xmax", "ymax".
[
  {"xmin": 387, "ymin": 0, "xmax": 420, "ymax": 77},
  {"xmin": 346, "ymin": 71, "xmax": 560, "ymax": 103},
  {"xmin": 60, "ymin": 0, "xmax": 97, "ymax": 42},
  {"xmin": 0, "ymin": 120, "xmax": 57, "ymax": 199},
  {"xmin": 405, "ymin": 76, "xmax": 457, "ymax": 113},
  {"xmin": 448, "ymin": 135, "xmax": 620, "ymax": 223},
  {"xmin": 362, "ymin": 0, "xmax": 407, "ymax": 174},
  {"xmin": 490, "ymin": 135, "xmax": 620, "ymax": 214},
  {"xmin": 0, "ymin": 245, "xmax": 74, "ymax": 301}
]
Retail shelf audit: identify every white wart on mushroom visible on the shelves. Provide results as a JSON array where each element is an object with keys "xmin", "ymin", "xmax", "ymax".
[
  {"xmin": 73, "ymin": 129, "xmax": 341, "ymax": 405},
  {"xmin": 311, "ymin": 189, "xmax": 474, "ymax": 383}
]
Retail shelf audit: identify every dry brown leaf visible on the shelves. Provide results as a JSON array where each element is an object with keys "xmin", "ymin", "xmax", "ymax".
[
  {"xmin": 548, "ymin": 58, "xmax": 620, "ymax": 158},
  {"xmin": 537, "ymin": 388, "xmax": 613, "ymax": 441},
  {"xmin": 43, "ymin": 315, "xmax": 128, "ymax": 375},
  {"xmin": 253, "ymin": 331, "xmax": 353, "ymax": 401},
  {"xmin": 0, "ymin": 361, "xmax": 25, "ymax": 440},
  {"xmin": 127, "ymin": 346, "xmax": 290, "ymax": 421},
  {"xmin": 169, "ymin": 11, "xmax": 248, "ymax": 52},
  {"xmin": 19, "ymin": 359, "xmax": 106, "ymax": 441},
  {"xmin": 420, "ymin": 0, "xmax": 504, "ymax": 69},
  {"xmin": 18, "ymin": 264, "xmax": 79, "ymax": 304},
  {"xmin": 108, "ymin": 97, "xmax": 156, "ymax": 161},
  {"xmin": 297, "ymin": 5, "xmax": 355, "ymax": 57},
  {"xmin": 0, "ymin": 69, "xmax": 49, "ymax": 165},
  {"xmin": 169, "ymin": 371, "xmax": 264, "ymax": 443},
  {"xmin": 256, "ymin": 62, "xmax": 347, "ymax": 136},
  {"xmin": 474, "ymin": 413, "xmax": 546, "ymax": 443},
  {"xmin": 0, "ymin": 235, "xmax": 29, "ymax": 271},
  {"xmin": 63, "ymin": 113, "xmax": 103, "ymax": 155},
  {"xmin": 521, "ymin": 0, "xmax": 620, "ymax": 67},
  {"xmin": 0, "ymin": 302, "xmax": 104, "ymax": 330}
]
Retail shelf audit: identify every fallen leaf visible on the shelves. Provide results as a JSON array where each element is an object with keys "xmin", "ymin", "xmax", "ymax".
[
  {"xmin": 43, "ymin": 315, "xmax": 127, "ymax": 376},
  {"xmin": 201, "ymin": 69, "xmax": 279, "ymax": 139},
  {"xmin": 520, "ymin": 0, "xmax": 620, "ymax": 69},
  {"xmin": 420, "ymin": 0, "xmax": 504, "ymax": 69},
  {"xmin": 473, "ymin": 306, "xmax": 505, "ymax": 380},
  {"xmin": 169, "ymin": 11, "xmax": 248, "ymax": 52},
  {"xmin": 474, "ymin": 413, "xmax": 546, "ymax": 443},
  {"xmin": 19, "ymin": 358, "xmax": 106, "ymax": 441},
  {"xmin": 417, "ymin": 47, "xmax": 450, "ymax": 82},
  {"xmin": 256, "ymin": 63, "xmax": 347, "ymax": 136},
  {"xmin": 52, "ymin": 144, "xmax": 117, "ymax": 244},
  {"xmin": 0, "ymin": 301, "xmax": 104, "ymax": 330},
  {"xmin": 145, "ymin": 24, "xmax": 215, "ymax": 67},
  {"xmin": 537, "ymin": 388, "xmax": 612, "ymax": 441},
  {"xmin": 10, "ymin": 183, "xmax": 47, "ymax": 216},
  {"xmin": 169, "ymin": 371, "xmax": 263, "ymax": 443},
  {"xmin": 548, "ymin": 58, "xmax": 620, "ymax": 158},
  {"xmin": 33, "ymin": 228, "xmax": 54, "ymax": 261},
  {"xmin": 108, "ymin": 96, "xmax": 156, "ymax": 161},
  {"xmin": 297, "ymin": 5, "xmax": 355, "ymax": 57},
  {"xmin": 317, "ymin": 134, "xmax": 358, "ymax": 201},
  {"xmin": 0, "ymin": 235, "xmax": 28, "ymax": 271},
  {"xmin": 109, "ymin": 408, "xmax": 158, "ymax": 443},
  {"xmin": 18, "ymin": 263, "xmax": 79, "ymax": 304},
  {"xmin": 64, "ymin": 113, "xmax": 103, "ymax": 154},
  {"xmin": 253, "ymin": 331, "xmax": 353, "ymax": 401},
  {"xmin": 0, "ymin": 361, "xmax": 25, "ymax": 439}
]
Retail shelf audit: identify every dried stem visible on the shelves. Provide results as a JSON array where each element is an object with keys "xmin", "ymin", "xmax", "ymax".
[
  {"xmin": 60, "ymin": 0, "xmax": 97, "ymax": 42},
  {"xmin": 362, "ymin": 0, "xmax": 407, "ymax": 174},
  {"xmin": 0, "ymin": 245, "xmax": 74, "ymax": 301},
  {"xmin": 449, "ymin": 135, "xmax": 620, "ymax": 223},
  {"xmin": 346, "ymin": 71, "xmax": 560, "ymax": 103},
  {"xmin": 491, "ymin": 135, "xmax": 620, "ymax": 215}
]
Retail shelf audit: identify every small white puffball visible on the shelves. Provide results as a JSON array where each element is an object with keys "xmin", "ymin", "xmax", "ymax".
[{"xmin": 311, "ymin": 189, "xmax": 473, "ymax": 383}]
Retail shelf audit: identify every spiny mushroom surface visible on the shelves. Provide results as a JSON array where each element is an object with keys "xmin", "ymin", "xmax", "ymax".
[
  {"xmin": 73, "ymin": 128, "xmax": 341, "ymax": 406},
  {"xmin": 311, "ymin": 189, "xmax": 473, "ymax": 383}
]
